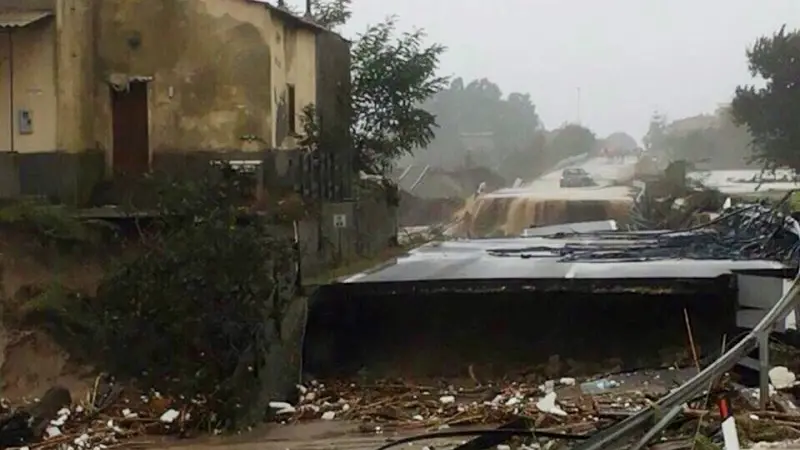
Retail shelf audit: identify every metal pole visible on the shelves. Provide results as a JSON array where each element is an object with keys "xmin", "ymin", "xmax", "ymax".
[{"xmin": 758, "ymin": 330, "xmax": 770, "ymax": 410}]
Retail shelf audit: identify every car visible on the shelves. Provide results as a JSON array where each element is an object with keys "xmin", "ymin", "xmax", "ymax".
[{"xmin": 559, "ymin": 168, "xmax": 595, "ymax": 188}]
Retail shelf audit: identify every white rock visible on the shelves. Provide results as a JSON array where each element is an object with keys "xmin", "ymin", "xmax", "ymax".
[
  {"xmin": 536, "ymin": 392, "xmax": 567, "ymax": 416},
  {"xmin": 559, "ymin": 377, "xmax": 576, "ymax": 386},
  {"xmin": 439, "ymin": 395, "xmax": 456, "ymax": 404},
  {"xmin": 74, "ymin": 434, "xmax": 90, "ymax": 445},
  {"xmin": 50, "ymin": 416, "xmax": 66, "ymax": 426},
  {"xmin": 413, "ymin": 414, "xmax": 424, "ymax": 421},
  {"xmin": 497, "ymin": 445, "xmax": 512, "ymax": 450},
  {"xmin": 769, "ymin": 366, "xmax": 797, "ymax": 389},
  {"xmin": 45, "ymin": 426, "xmax": 62, "ymax": 437},
  {"xmin": 269, "ymin": 401, "xmax": 294, "ymax": 410},
  {"xmin": 160, "ymin": 409, "xmax": 181, "ymax": 423},
  {"xmin": 57, "ymin": 408, "xmax": 71, "ymax": 416},
  {"xmin": 321, "ymin": 411, "xmax": 336, "ymax": 420},
  {"xmin": 304, "ymin": 392, "xmax": 316, "ymax": 402},
  {"xmin": 341, "ymin": 404, "xmax": 350, "ymax": 411}
]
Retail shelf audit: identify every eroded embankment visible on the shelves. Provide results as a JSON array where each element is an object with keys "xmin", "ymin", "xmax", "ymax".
[
  {"xmin": 0, "ymin": 248, "xmax": 105, "ymax": 400},
  {"xmin": 451, "ymin": 195, "xmax": 633, "ymax": 237}
]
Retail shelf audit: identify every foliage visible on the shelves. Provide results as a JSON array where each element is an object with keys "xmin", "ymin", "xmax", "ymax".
[
  {"xmin": 731, "ymin": 26, "xmax": 800, "ymax": 172},
  {"xmin": 547, "ymin": 124, "xmax": 597, "ymax": 158},
  {"xmin": 420, "ymin": 77, "xmax": 542, "ymax": 169},
  {"xmin": 0, "ymin": 200, "xmax": 113, "ymax": 255},
  {"xmin": 92, "ymin": 165, "xmax": 298, "ymax": 429},
  {"xmin": 351, "ymin": 17, "xmax": 449, "ymax": 174},
  {"xmin": 309, "ymin": 0, "xmax": 351, "ymax": 29}
]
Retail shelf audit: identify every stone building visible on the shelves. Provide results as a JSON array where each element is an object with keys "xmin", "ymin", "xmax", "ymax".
[{"xmin": 0, "ymin": 0, "xmax": 352, "ymax": 204}]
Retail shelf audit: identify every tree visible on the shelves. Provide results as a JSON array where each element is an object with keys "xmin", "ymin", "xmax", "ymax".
[
  {"xmin": 301, "ymin": 0, "xmax": 449, "ymax": 174},
  {"xmin": 309, "ymin": 0, "xmax": 351, "ymax": 29},
  {"xmin": 418, "ymin": 77, "xmax": 542, "ymax": 170},
  {"xmin": 730, "ymin": 26, "xmax": 800, "ymax": 171},
  {"xmin": 351, "ymin": 18, "xmax": 448, "ymax": 174},
  {"xmin": 548, "ymin": 124, "xmax": 597, "ymax": 158}
]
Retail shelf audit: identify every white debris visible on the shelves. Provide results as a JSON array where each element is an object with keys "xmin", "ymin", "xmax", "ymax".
[
  {"xmin": 269, "ymin": 401, "xmax": 294, "ymax": 410},
  {"xmin": 159, "ymin": 409, "xmax": 181, "ymax": 423},
  {"xmin": 304, "ymin": 392, "xmax": 317, "ymax": 402},
  {"xmin": 536, "ymin": 392, "xmax": 567, "ymax": 416},
  {"xmin": 74, "ymin": 434, "xmax": 91, "ymax": 446},
  {"xmin": 439, "ymin": 395, "xmax": 456, "ymax": 404},
  {"xmin": 121, "ymin": 408, "xmax": 138, "ymax": 419},
  {"xmin": 341, "ymin": 403, "xmax": 351, "ymax": 411},
  {"xmin": 769, "ymin": 366, "xmax": 797, "ymax": 390},
  {"xmin": 559, "ymin": 377, "xmax": 576, "ymax": 386},
  {"xmin": 276, "ymin": 406, "xmax": 297, "ymax": 415},
  {"xmin": 413, "ymin": 414, "xmax": 424, "ymax": 421},
  {"xmin": 57, "ymin": 407, "xmax": 71, "ymax": 417},
  {"xmin": 497, "ymin": 445, "xmax": 512, "ymax": 450},
  {"xmin": 296, "ymin": 384, "xmax": 308, "ymax": 394},
  {"xmin": 45, "ymin": 426, "xmax": 62, "ymax": 438},
  {"xmin": 50, "ymin": 415, "xmax": 67, "ymax": 427},
  {"xmin": 321, "ymin": 411, "xmax": 336, "ymax": 420},
  {"xmin": 505, "ymin": 396, "xmax": 521, "ymax": 407},
  {"xmin": 750, "ymin": 414, "xmax": 760, "ymax": 420}
]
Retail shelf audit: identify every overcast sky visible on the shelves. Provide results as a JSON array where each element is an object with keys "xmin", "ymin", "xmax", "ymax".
[{"xmin": 290, "ymin": 0, "xmax": 799, "ymax": 140}]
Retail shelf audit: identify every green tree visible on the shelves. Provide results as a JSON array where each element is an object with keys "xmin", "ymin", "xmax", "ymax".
[
  {"xmin": 301, "ymin": 0, "xmax": 448, "ymax": 174},
  {"xmin": 731, "ymin": 25, "xmax": 800, "ymax": 171},
  {"xmin": 352, "ymin": 18, "xmax": 448, "ymax": 174},
  {"xmin": 548, "ymin": 124, "xmax": 597, "ymax": 158},
  {"xmin": 309, "ymin": 0, "xmax": 351, "ymax": 28}
]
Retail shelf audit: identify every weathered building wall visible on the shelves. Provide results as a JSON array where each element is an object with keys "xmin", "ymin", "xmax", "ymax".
[
  {"xmin": 314, "ymin": 32, "xmax": 352, "ymax": 201},
  {"xmin": 0, "ymin": 19, "xmax": 57, "ymax": 153},
  {"xmin": 0, "ymin": 0, "xmax": 55, "ymax": 10},
  {"xmin": 0, "ymin": 0, "xmax": 100, "ymax": 202},
  {"xmin": 271, "ymin": 14, "xmax": 316, "ymax": 149},
  {"xmin": 94, "ymin": 0, "xmax": 275, "ymax": 161}
]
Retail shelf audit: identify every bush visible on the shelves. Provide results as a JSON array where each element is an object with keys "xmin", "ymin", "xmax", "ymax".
[{"xmin": 92, "ymin": 165, "xmax": 301, "ymax": 429}]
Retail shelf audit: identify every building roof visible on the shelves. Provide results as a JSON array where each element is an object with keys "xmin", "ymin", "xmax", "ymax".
[
  {"xmin": 0, "ymin": 10, "xmax": 52, "ymax": 28},
  {"xmin": 244, "ymin": 0, "xmax": 332, "ymax": 34}
]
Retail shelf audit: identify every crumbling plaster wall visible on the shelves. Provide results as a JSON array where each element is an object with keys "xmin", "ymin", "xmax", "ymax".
[{"xmin": 93, "ymin": 0, "xmax": 280, "ymax": 157}]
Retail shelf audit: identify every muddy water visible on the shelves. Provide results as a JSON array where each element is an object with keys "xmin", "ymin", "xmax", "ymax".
[{"xmin": 451, "ymin": 195, "xmax": 633, "ymax": 237}]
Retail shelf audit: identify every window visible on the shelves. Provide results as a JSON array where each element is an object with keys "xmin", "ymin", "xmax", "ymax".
[{"xmin": 287, "ymin": 84, "xmax": 296, "ymax": 134}]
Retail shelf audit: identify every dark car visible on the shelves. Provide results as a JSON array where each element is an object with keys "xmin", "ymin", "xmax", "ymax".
[{"xmin": 559, "ymin": 168, "xmax": 595, "ymax": 188}]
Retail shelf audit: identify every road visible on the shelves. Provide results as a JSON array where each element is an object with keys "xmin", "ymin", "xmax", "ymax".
[{"xmin": 482, "ymin": 156, "xmax": 636, "ymax": 201}]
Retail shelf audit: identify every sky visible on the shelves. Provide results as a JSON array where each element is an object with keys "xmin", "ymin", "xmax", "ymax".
[{"xmin": 289, "ymin": 0, "xmax": 800, "ymax": 140}]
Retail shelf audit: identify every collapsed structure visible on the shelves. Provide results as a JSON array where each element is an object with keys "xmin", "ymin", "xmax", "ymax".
[{"xmin": 303, "ymin": 178, "xmax": 800, "ymax": 448}]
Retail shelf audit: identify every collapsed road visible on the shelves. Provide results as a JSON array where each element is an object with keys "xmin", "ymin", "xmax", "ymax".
[{"xmin": 300, "ymin": 194, "xmax": 800, "ymax": 450}]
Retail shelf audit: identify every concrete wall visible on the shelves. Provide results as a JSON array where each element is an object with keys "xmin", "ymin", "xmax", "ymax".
[
  {"xmin": 0, "ymin": 19, "xmax": 57, "ymax": 153},
  {"xmin": 94, "ymin": 0, "xmax": 317, "ymax": 159},
  {"xmin": 0, "ymin": 0, "xmax": 55, "ymax": 10}
]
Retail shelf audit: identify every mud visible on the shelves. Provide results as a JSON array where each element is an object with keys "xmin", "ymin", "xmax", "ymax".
[
  {"xmin": 0, "ymin": 250, "xmax": 103, "ymax": 400},
  {"xmin": 452, "ymin": 196, "xmax": 632, "ymax": 237}
]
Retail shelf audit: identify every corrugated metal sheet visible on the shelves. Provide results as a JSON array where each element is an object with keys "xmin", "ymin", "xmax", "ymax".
[{"xmin": 0, "ymin": 11, "xmax": 52, "ymax": 28}]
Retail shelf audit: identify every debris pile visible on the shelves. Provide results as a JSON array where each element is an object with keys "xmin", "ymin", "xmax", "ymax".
[
  {"xmin": 0, "ymin": 381, "xmax": 199, "ymax": 450},
  {"xmin": 271, "ymin": 369, "xmax": 690, "ymax": 432}
]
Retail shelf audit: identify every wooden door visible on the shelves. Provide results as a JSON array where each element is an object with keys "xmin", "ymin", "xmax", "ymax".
[{"xmin": 111, "ymin": 82, "xmax": 149, "ymax": 176}]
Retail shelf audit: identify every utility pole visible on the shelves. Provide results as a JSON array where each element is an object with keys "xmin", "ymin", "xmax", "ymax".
[{"xmin": 576, "ymin": 87, "xmax": 582, "ymax": 125}]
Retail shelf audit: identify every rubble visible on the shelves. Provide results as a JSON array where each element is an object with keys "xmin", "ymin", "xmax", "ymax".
[{"xmin": 0, "ymin": 380, "xmax": 200, "ymax": 450}]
